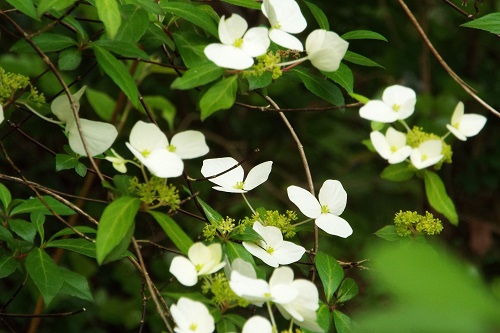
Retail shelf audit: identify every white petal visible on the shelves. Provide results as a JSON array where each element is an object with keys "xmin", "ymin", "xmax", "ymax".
[
  {"xmin": 450, "ymin": 101, "xmax": 464, "ymax": 125},
  {"xmin": 242, "ymin": 316, "xmax": 272, "ymax": 333},
  {"xmin": 244, "ymin": 161, "xmax": 273, "ymax": 191},
  {"xmin": 370, "ymin": 131, "xmax": 391, "ymax": 160},
  {"xmin": 446, "ymin": 124, "xmax": 467, "ymax": 141},
  {"xmin": 211, "ymin": 186, "xmax": 247, "ymax": 193},
  {"xmin": 269, "ymin": 29, "xmax": 303, "ymax": 51},
  {"xmin": 253, "ymin": 221, "xmax": 283, "ymax": 249},
  {"xmin": 218, "ymin": 14, "xmax": 247, "ymax": 45},
  {"xmin": 382, "ymin": 85, "xmax": 416, "ymax": 120},
  {"xmin": 51, "ymin": 86, "xmax": 85, "ymax": 123},
  {"xmin": 419, "ymin": 139, "xmax": 442, "ymax": 157},
  {"xmin": 204, "ymin": 43, "xmax": 254, "ymax": 70},
  {"xmin": 315, "ymin": 214, "xmax": 353, "ymax": 238},
  {"xmin": 359, "ymin": 100, "xmax": 398, "ymax": 123},
  {"xmin": 410, "ymin": 141, "xmax": 443, "ymax": 170},
  {"xmin": 125, "ymin": 142, "xmax": 148, "ymax": 166},
  {"xmin": 242, "ymin": 241, "xmax": 279, "ymax": 267},
  {"xmin": 287, "ymin": 185, "xmax": 321, "ymax": 218},
  {"xmin": 458, "ymin": 114, "xmax": 487, "ymax": 137},
  {"xmin": 0, "ymin": 105, "xmax": 4, "ymax": 124},
  {"xmin": 172, "ymin": 298, "xmax": 214, "ymax": 332},
  {"xmin": 229, "ymin": 258, "xmax": 257, "ymax": 280},
  {"xmin": 67, "ymin": 118, "xmax": 117, "ymax": 156},
  {"xmin": 269, "ymin": 0, "xmax": 307, "ymax": 34},
  {"xmin": 169, "ymin": 256, "xmax": 198, "ymax": 286},
  {"xmin": 261, "ymin": 0, "xmax": 277, "ymax": 24},
  {"xmin": 170, "ymin": 130, "xmax": 209, "ymax": 159},
  {"xmin": 318, "ymin": 180, "xmax": 347, "ymax": 216},
  {"xmin": 305, "ymin": 29, "xmax": 348, "ymax": 72},
  {"xmin": 387, "ymin": 146, "xmax": 412, "ymax": 164},
  {"xmin": 145, "ymin": 149, "xmax": 184, "ymax": 178},
  {"xmin": 273, "ymin": 241, "xmax": 305, "ymax": 265},
  {"xmin": 385, "ymin": 127, "xmax": 407, "ymax": 148},
  {"xmin": 201, "ymin": 157, "xmax": 244, "ymax": 190},
  {"xmin": 269, "ymin": 266, "xmax": 294, "ymax": 286},
  {"xmin": 129, "ymin": 121, "xmax": 169, "ymax": 152},
  {"xmin": 242, "ymin": 27, "xmax": 271, "ymax": 57},
  {"xmin": 229, "ymin": 270, "xmax": 270, "ymax": 304},
  {"xmin": 188, "ymin": 243, "xmax": 211, "ymax": 266}
]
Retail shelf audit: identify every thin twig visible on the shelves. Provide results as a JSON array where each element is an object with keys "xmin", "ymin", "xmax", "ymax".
[{"xmin": 0, "ymin": 309, "xmax": 86, "ymax": 318}]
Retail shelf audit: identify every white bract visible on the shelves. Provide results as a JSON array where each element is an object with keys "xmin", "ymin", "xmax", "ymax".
[
  {"xmin": 125, "ymin": 121, "xmax": 209, "ymax": 178},
  {"xmin": 242, "ymin": 222, "xmax": 305, "ymax": 268},
  {"xmin": 224, "ymin": 258, "xmax": 257, "ymax": 281},
  {"xmin": 242, "ymin": 316, "xmax": 272, "ymax": 333},
  {"xmin": 370, "ymin": 127, "xmax": 412, "ymax": 164},
  {"xmin": 171, "ymin": 297, "xmax": 215, "ymax": 333},
  {"xmin": 261, "ymin": 0, "xmax": 307, "ymax": 51},
  {"xmin": 305, "ymin": 29, "xmax": 349, "ymax": 72},
  {"xmin": 169, "ymin": 242, "xmax": 225, "ymax": 287},
  {"xmin": 410, "ymin": 139, "xmax": 443, "ymax": 170},
  {"xmin": 359, "ymin": 85, "xmax": 416, "ymax": 123},
  {"xmin": 287, "ymin": 180, "xmax": 352, "ymax": 238},
  {"xmin": 201, "ymin": 157, "xmax": 272, "ymax": 193},
  {"xmin": 204, "ymin": 14, "xmax": 270, "ymax": 70},
  {"xmin": 446, "ymin": 101, "xmax": 487, "ymax": 141},
  {"xmin": 104, "ymin": 149, "xmax": 127, "ymax": 173},
  {"xmin": 0, "ymin": 104, "xmax": 4, "ymax": 124}
]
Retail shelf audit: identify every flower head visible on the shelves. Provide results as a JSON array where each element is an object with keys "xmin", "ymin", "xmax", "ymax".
[
  {"xmin": 446, "ymin": 102, "xmax": 487, "ymax": 141},
  {"xmin": 370, "ymin": 127, "xmax": 412, "ymax": 164},
  {"xmin": 262, "ymin": 0, "xmax": 307, "ymax": 51},
  {"xmin": 242, "ymin": 316, "xmax": 272, "ymax": 333},
  {"xmin": 410, "ymin": 139, "xmax": 443, "ymax": 169},
  {"xmin": 305, "ymin": 29, "xmax": 348, "ymax": 72},
  {"xmin": 287, "ymin": 180, "xmax": 352, "ymax": 238},
  {"xmin": 359, "ymin": 85, "xmax": 416, "ymax": 123},
  {"xmin": 242, "ymin": 222, "xmax": 305, "ymax": 267},
  {"xmin": 171, "ymin": 297, "xmax": 215, "ymax": 333},
  {"xmin": 204, "ymin": 14, "xmax": 270, "ymax": 70},
  {"xmin": 201, "ymin": 157, "xmax": 272, "ymax": 193},
  {"xmin": 169, "ymin": 242, "xmax": 226, "ymax": 286}
]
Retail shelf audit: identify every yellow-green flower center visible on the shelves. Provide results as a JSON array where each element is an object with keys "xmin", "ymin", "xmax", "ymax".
[
  {"xmin": 233, "ymin": 181, "xmax": 245, "ymax": 190},
  {"xmin": 390, "ymin": 145, "xmax": 398, "ymax": 153},
  {"xmin": 195, "ymin": 263, "xmax": 204, "ymax": 272},
  {"xmin": 321, "ymin": 205, "xmax": 330, "ymax": 214},
  {"xmin": 452, "ymin": 121, "xmax": 459, "ymax": 129},
  {"xmin": 233, "ymin": 38, "xmax": 244, "ymax": 48},
  {"xmin": 141, "ymin": 149, "xmax": 151, "ymax": 157},
  {"xmin": 266, "ymin": 247, "xmax": 274, "ymax": 254},
  {"xmin": 189, "ymin": 323, "xmax": 197, "ymax": 331},
  {"xmin": 272, "ymin": 22, "xmax": 282, "ymax": 29},
  {"xmin": 392, "ymin": 103, "xmax": 401, "ymax": 112},
  {"xmin": 167, "ymin": 144, "xmax": 176, "ymax": 152},
  {"xmin": 421, "ymin": 154, "xmax": 428, "ymax": 161}
]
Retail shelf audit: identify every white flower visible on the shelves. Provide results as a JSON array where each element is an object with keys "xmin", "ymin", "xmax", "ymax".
[
  {"xmin": 242, "ymin": 222, "xmax": 305, "ymax": 268},
  {"xmin": 201, "ymin": 157, "xmax": 272, "ymax": 193},
  {"xmin": 169, "ymin": 242, "xmax": 226, "ymax": 287},
  {"xmin": 305, "ymin": 29, "xmax": 349, "ymax": 72},
  {"xmin": 171, "ymin": 297, "xmax": 215, "ymax": 333},
  {"xmin": 410, "ymin": 139, "xmax": 443, "ymax": 170},
  {"xmin": 242, "ymin": 316, "xmax": 272, "ymax": 333},
  {"xmin": 359, "ymin": 85, "xmax": 416, "ymax": 123},
  {"xmin": 0, "ymin": 104, "xmax": 4, "ymax": 124},
  {"xmin": 225, "ymin": 258, "xmax": 257, "ymax": 281},
  {"xmin": 204, "ymin": 14, "xmax": 270, "ymax": 70},
  {"xmin": 370, "ymin": 127, "xmax": 412, "ymax": 164},
  {"xmin": 125, "ymin": 121, "xmax": 209, "ymax": 178},
  {"xmin": 287, "ymin": 180, "xmax": 352, "ymax": 238},
  {"xmin": 262, "ymin": 0, "xmax": 307, "ymax": 51},
  {"xmin": 105, "ymin": 149, "xmax": 127, "ymax": 173},
  {"xmin": 446, "ymin": 101, "xmax": 487, "ymax": 141}
]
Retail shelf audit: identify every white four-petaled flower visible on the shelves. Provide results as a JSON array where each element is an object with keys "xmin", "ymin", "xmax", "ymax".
[
  {"xmin": 305, "ymin": 29, "xmax": 349, "ymax": 72},
  {"xmin": 201, "ymin": 157, "xmax": 272, "ymax": 193},
  {"xmin": 242, "ymin": 316, "xmax": 273, "ymax": 333},
  {"xmin": 204, "ymin": 14, "xmax": 270, "ymax": 70},
  {"xmin": 242, "ymin": 222, "xmax": 305, "ymax": 267},
  {"xmin": 359, "ymin": 85, "xmax": 416, "ymax": 123},
  {"xmin": 287, "ymin": 180, "xmax": 352, "ymax": 238},
  {"xmin": 262, "ymin": 0, "xmax": 307, "ymax": 51},
  {"xmin": 410, "ymin": 139, "xmax": 443, "ymax": 170},
  {"xmin": 170, "ymin": 297, "xmax": 215, "ymax": 333},
  {"xmin": 370, "ymin": 127, "xmax": 412, "ymax": 164},
  {"xmin": 446, "ymin": 101, "xmax": 487, "ymax": 141}
]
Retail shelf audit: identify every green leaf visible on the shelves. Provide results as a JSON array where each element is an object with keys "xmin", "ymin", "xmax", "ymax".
[
  {"xmin": 150, "ymin": 211, "xmax": 193, "ymax": 255},
  {"xmin": 380, "ymin": 163, "xmax": 415, "ymax": 182},
  {"xmin": 221, "ymin": 0, "xmax": 261, "ymax": 10},
  {"xmin": 93, "ymin": 40, "xmax": 149, "ymax": 59},
  {"xmin": 337, "ymin": 278, "xmax": 359, "ymax": 303},
  {"xmin": 171, "ymin": 63, "xmax": 224, "ymax": 90},
  {"xmin": 322, "ymin": 63, "xmax": 353, "ymax": 93},
  {"xmin": 374, "ymin": 225, "xmax": 400, "ymax": 241},
  {"xmin": 37, "ymin": 0, "xmax": 76, "ymax": 17},
  {"xmin": 93, "ymin": 43, "xmax": 140, "ymax": 108},
  {"xmin": 200, "ymin": 75, "xmax": 238, "ymax": 120},
  {"xmin": 31, "ymin": 212, "xmax": 45, "ymax": 243},
  {"xmin": 5, "ymin": 0, "xmax": 38, "ymax": 20},
  {"xmin": 461, "ymin": 13, "xmax": 500, "ymax": 35},
  {"xmin": 75, "ymin": 163, "xmax": 88, "ymax": 177},
  {"xmin": 127, "ymin": 0, "xmax": 164, "ymax": 15},
  {"xmin": 225, "ymin": 241, "xmax": 257, "ymax": 267},
  {"xmin": 316, "ymin": 251, "xmax": 344, "ymax": 303},
  {"xmin": 172, "ymin": 31, "xmax": 210, "ymax": 67},
  {"xmin": 423, "ymin": 170, "xmax": 458, "ymax": 225},
  {"xmin": 46, "ymin": 238, "xmax": 96, "ymax": 258},
  {"xmin": 224, "ymin": 314, "xmax": 247, "ymax": 329},
  {"xmin": 229, "ymin": 227, "xmax": 264, "ymax": 242},
  {"xmin": 142, "ymin": 96, "xmax": 176, "ymax": 131},
  {"xmin": 0, "ymin": 225, "xmax": 15, "ymax": 246},
  {"xmin": 25, "ymin": 248, "xmax": 64, "ymax": 306},
  {"xmin": 294, "ymin": 68, "xmax": 345, "ymax": 106},
  {"xmin": 0, "ymin": 182, "xmax": 12, "ymax": 211},
  {"xmin": 161, "ymin": 2, "xmax": 218, "ymax": 38},
  {"xmin": 217, "ymin": 318, "xmax": 237, "ymax": 333},
  {"xmin": 0, "ymin": 255, "xmax": 18, "ymax": 278},
  {"xmin": 95, "ymin": 0, "xmax": 122, "ymax": 39},
  {"xmin": 86, "ymin": 87, "xmax": 115, "ymax": 121},
  {"xmin": 58, "ymin": 48, "xmax": 82, "ymax": 71},
  {"xmin": 333, "ymin": 310, "xmax": 352, "ymax": 333},
  {"xmin": 56, "ymin": 154, "xmax": 79, "ymax": 171},
  {"xmin": 11, "ymin": 196, "xmax": 76, "ymax": 216},
  {"xmin": 341, "ymin": 30, "xmax": 387, "ymax": 42},
  {"xmin": 47, "ymin": 226, "xmax": 96, "ymax": 243},
  {"xmin": 96, "ymin": 196, "xmax": 140, "ymax": 264},
  {"xmin": 197, "ymin": 197, "xmax": 224, "ymax": 224},
  {"xmin": 102, "ymin": 223, "xmax": 135, "ymax": 264},
  {"xmin": 344, "ymin": 51, "xmax": 384, "ymax": 68},
  {"xmin": 114, "ymin": 4, "xmax": 149, "ymax": 43},
  {"xmin": 11, "ymin": 33, "xmax": 77, "ymax": 53},
  {"xmin": 59, "ymin": 267, "xmax": 94, "ymax": 302},
  {"xmin": 304, "ymin": 1, "xmax": 329, "ymax": 30},
  {"xmin": 349, "ymin": 92, "xmax": 370, "ymax": 104},
  {"xmin": 247, "ymin": 71, "xmax": 273, "ymax": 90},
  {"xmin": 303, "ymin": 302, "xmax": 331, "ymax": 333}
]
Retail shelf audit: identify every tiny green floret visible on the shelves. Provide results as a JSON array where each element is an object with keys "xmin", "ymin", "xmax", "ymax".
[
  {"xmin": 392, "ymin": 103, "xmax": 401, "ymax": 111},
  {"xmin": 394, "ymin": 210, "xmax": 443, "ymax": 237},
  {"xmin": 233, "ymin": 181, "xmax": 245, "ymax": 190},
  {"xmin": 321, "ymin": 205, "xmax": 330, "ymax": 214},
  {"xmin": 0, "ymin": 67, "xmax": 45, "ymax": 106},
  {"xmin": 129, "ymin": 176, "xmax": 180, "ymax": 208},
  {"xmin": 242, "ymin": 209, "xmax": 297, "ymax": 238},
  {"xmin": 202, "ymin": 273, "xmax": 250, "ymax": 309},
  {"xmin": 407, "ymin": 126, "xmax": 452, "ymax": 169},
  {"xmin": 167, "ymin": 144, "xmax": 176, "ymax": 152}
]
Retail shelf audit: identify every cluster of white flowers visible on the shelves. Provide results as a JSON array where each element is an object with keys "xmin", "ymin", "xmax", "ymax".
[
  {"xmin": 359, "ymin": 84, "xmax": 487, "ymax": 169},
  {"xmin": 204, "ymin": 0, "xmax": 348, "ymax": 72}
]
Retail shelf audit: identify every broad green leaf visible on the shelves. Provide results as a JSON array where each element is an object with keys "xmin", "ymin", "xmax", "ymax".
[
  {"xmin": 461, "ymin": 13, "xmax": 500, "ymax": 35},
  {"xmin": 37, "ymin": 0, "xmax": 76, "ymax": 17},
  {"xmin": 304, "ymin": 1, "xmax": 329, "ymax": 30},
  {"xmin": 229, "ymin": 227, "xmax": 264, "ymax": 242},
  {"xmin": 86, "ymin": 87, "xmax": 115, "ymax": 121},
  {"xmin": 95, "ymin": 0, "xmax": 122, "ymax": 39},
  {"xmin": 225, "ymin": 242, "xmax": 257, "ymax": 267},
  {"xmin": 58, "ymin": 48, "xmax": 82, "ymax": 71},
  {"xmin": 0, "ymin": 182, "xmax": 12, "ymax": 211},
  {"xmin": 46, "ymin": 238, "xmax": 96, "ymax": 258},
  {"xmin": 333, "ymin": 310, "xmax": 352, "ymax": 333},
  {"xmin": 142, "ymin": 96, "xmax": 176, "ymax": 131},
  {"xmin": 93, "ymin": 40, "xmax": 149, "ymax": 59},
  {"xmin": 62, "ymin": 15, "xmax": 88, "ymax": 41},
  {"xmin": 161, "ymin": 2, "xmax": 218, "ymax": 37},
  {"xmin": 115, "ymin": 4, "xmax": 149, "ymax": 43},
  {"xmin": 171, "ymin": 63, "xmax": 224, "ymax": 90},
  {"xmin": 0, "ymin": 255, "xmax": 18, "ymax": 278},
  {"xmin": 224, "ymin": 314, "xmax": 247, "ymax": 329},
  {"xmin": 337, "ymin": 278, "xmax": 359, "ymax": 303},
  {"xmin": 6, "ymin": 0, "xmax": 38, "ymax": 20},
  {"xmin": 303, "ymin": 302, "xmax": 331, "ymax": 333},
  {"xmin": 0, "ymin": 225, "xmax": 15, "ymax": 246},
  {"xmin": 322, "ymin": 63, "xmax": 353, "ymax": 93},
  {"xmin": 127, "ymin": 0, "xmax": 164, "ymax": 15},
  {"xmin": 217, "ymin": 318, "xmax": 237, "ymax": 333},
  {"xmin": 374, "ymin": 225, "xmax": 400, "ymax": 241},
  {"xmin": 96, "ymin": 196, "xmax": 140, "ymax": 264},
  {"xmin": 341, "ymin": 30, "xmax": 387, "ymax": 42},
  {"xmin": 380, "ymin": 163, "xmax": 415, "ymax": 182},
  {"xmin": 47, "ymin": 226, "xmax": 96, "ymax": 242},
  {"xmin": 143, "ymin": 24, "xmax": 175, "ymax": 50},
  {"xmin": 197, "ymin": 197, "xmax": 224, "ymax": 224},
  {"xmin": 25, "ymin": 248, "xmax": 64, "ymax": 306},
  {"xmin": 294, "ymin": 68, "xmax": 344, "ymax": 106},
  {"xmin": 344, "ymin": 51, "xmax": 384, "ymax": 68},
  {"xmin": 10, "ymin": 196, "xmax": 76, "ymax": 216},
  {"xmin": 93, "ymin": 44, "xmax": 140, "ymax": 108},
  {"xmin": 31, "ymin": 212, "xmax": 45, "ymax": 243},
  {"xmin": 424, "ymin": 170, "xmax": 458, "ymax": 225},
  {"xmin": 247, "ymin": 71, "xmax": 273, "ymax": 90},
  {"xmin": 221, "ymin": 0, "xmax": 261, "ymax": 10},
  {"xmin": 102, "ymin": 223, "xmax": 135, "ymax": 263},
  {"xmin": 11, "ymin": 33, "xmax": 77, "ymax": 53},
  {"xmin": 56, "ymin": 154, "xmax": 79, "ymax": 171},
  {"xmin": 316, "ymin": 251, "xmax": 344, "ymax": 303},
  {"xmin": 349, "ymin": 92, "xmax": 370, "ymax": 104},
  {"xmin": 200, "ymin": 75, "xmax": 238, "ymax": 120},
  {"xmin": 149, "ymin": 211, "xmax": 193, "ymax": 255},
  {"xmin": 172, "ymin": 31, "xmax": 210, "ymax": 67},
  {"xmin": 59, "ymin": 267, "xmax": 94, "ymax": 302},
  {"xmin": 75, "ymin": 163, "xmax": 88, "ymax": 177}
]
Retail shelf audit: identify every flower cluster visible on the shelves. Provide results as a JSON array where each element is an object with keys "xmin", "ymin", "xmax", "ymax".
[{"xmin": 394, "ymin": 210, "xmax": 444, "ymax": 237}]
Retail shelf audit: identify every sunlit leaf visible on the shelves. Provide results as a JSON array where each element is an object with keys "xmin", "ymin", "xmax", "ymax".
[
  {"xmin": 294, "ymin": 68, "xmax": 344, "ymax": 106},
  {"xmin": 337, "ymin": 278, "xmax": 359, "ymax": 303},
  {"xmin": 423, "ymin": 170, "xmax": 458, "ymax": 225},
  {"xmin": 341, "ymin": 30, "xmax": 387, "ymax": 41},
  {"xmin": 221, "ymin": 0, "xmax": 261, "ymax": 10},
  {"xmin": 11, "ymin": 196, "xmax": 75, "ymax": 216},
  {"xmin": 322, "ymin": 63, "xmax": 354, "ymax": 93},
  {"xmin": 344, "ymin": 51, "xmax": 384, "ymax": 68},
  {"xmin": 0, "ymin": 183, "xmax": 12, "ymax": 211},
  {"xmin": 171, "ymin": 63, "xmax": 224, "ymax": 90},
  {"xmin": 59, "ymin": 267, "xmax": 94, "ymax": 302},
  {"xmin": 150, "ymin": 211, "xmax": 193, "ymax": 255},
  {"xmin": 380, "ymin": 163, "xmax": 415, "ymax": 182},
  {"xmin": 199, "ymin": 75, "xmax": 238, "ymax": 120},
  {"xmin": 316, "ymin": 251, "xmax": 344, "ymax": 303},
  {"xmin": 114, "ymin": 4, "xmax": 149, "ymax": 43},
  {"xmin": 161, "ymin": 2, "xmax": 218, "ymax": 37},
  {"xmin": 5, "ymin": 0, "xmax": 38, "ymax": 20},
  {"xmin": 304, "ymin": 1, "xmax": 329, "ymax": 30},
  {"xmin": 374, "ymin": 225, "xmax": 400, "ymax": 241},
  {"xmin": 461, "ymin": 13, "xmax": 500, "ymax": 35},
  {"xmin": 95, "ymin": 0, "xmax": 122, "ymax": 39},
  {"xmin": 46, "ymin": 238, "xmax": 96, "ymax": 258}
]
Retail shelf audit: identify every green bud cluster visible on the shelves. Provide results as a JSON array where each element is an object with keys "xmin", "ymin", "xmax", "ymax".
[
  {"xmin": 394, "ymin": 210, "xmax": 443, "ymax": 237},
  {"xmin": 0, "ymin": 67, "xmax": 45, "ymax": 106},
  {"xmin": 201, "ymin": 273, "xmax": 250, "ymax": 310},
  {"xmin": 406, "ymin": 126, "xmax": 452, "ymax": 169},
  {"xmin": 202, "ymin": 216, "xmax": 244, "ymax": 242},
  {"xmin": 242, "ymin": 210, "xmax": 298, "ymax": 239},
  {"xmin": 128, "ymin": 176, "xmax": 180, "ymax": 209},
  {"xmin": 243, "ymin": 51, "xmax": 282, "ymax": 79}
]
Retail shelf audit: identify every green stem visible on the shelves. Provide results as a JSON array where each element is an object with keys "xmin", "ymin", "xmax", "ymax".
[
  {"xmin": 241, "ymin": 193, "xmax": 256, "ymax": 216},
  {"xmin": 292, "ymin": 218, "xmax": 313, "ymax": 227},
  {"xmin": 20, "ymin": 102, "xmax": 64, "ymax": 126},
  {"xmin": 399, "ymin": 119, "xmax": 411, "ymax": 132},
  {"xmin": 266, "ymin": 301, "xmax": 277, "ymax": 332}
]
